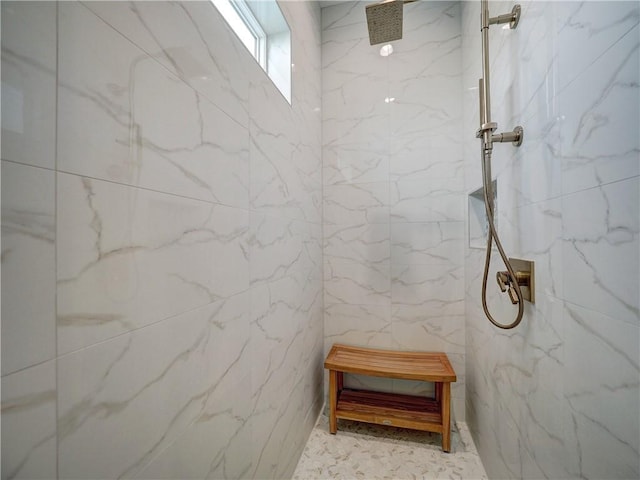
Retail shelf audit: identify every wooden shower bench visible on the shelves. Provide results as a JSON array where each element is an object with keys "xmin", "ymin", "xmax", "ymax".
[{"xmin": 324, "ymin": 344, "xmax": 457, "ymax": 452}]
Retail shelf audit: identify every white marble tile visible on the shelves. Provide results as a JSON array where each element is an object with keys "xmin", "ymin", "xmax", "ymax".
[
  {"xmin": 2, "ymin": 2, "xmax": 323, "ymax": 480},
  {"xmin": 58, "ymin": 3, "xmax": 250, "ymax": 208},
  {"xmin": 324, "ymin": 223, "xmax": 390, "ymax": 265},
  {"xmin": 323, "ymin": 111, "xmax": 389, "ymax": 158},
  {"xmin": 58, "ymin": 296, "xmax": 251, "ymax": 479},
  {"xmin": 484, "ymin": 300, "xmax": 568, "ymax": 479},
  {"xmin": 323, "ymin": 143, "xmax": 389, "ymax": 185},
  {"xmin": 321, "ymin": 0, "xmax": 467, "ymax": 435},
  {"xmin": 250, "ymin": 269, "xmax": 318, "ymax": 414},
  {"xmin": 57, "ymin": 173, "xmax": 249, "ymax": 354},
  {"xmin": 392, "ymin": 264, "xmax": 464, "ymax": 311},
  {"xmin": 1, "ymin": 1, "xmax": 56, "ymax": 169},
  {"xmin": 321, "ymin": 1, "xmax": 364, "ymax": 32},
  {"xmin": 324, "ymin": 304, "xmax": 394, "ymax": 350},
  {"xmin": 1, "ymin": 361, "xmax": 57, "ymax": 480},
  {"xmin": 391, "ymin": 221, "xmax": 464, "ymax": 266},
  {"xmin": 559, "ymin": 24, "xmax": 639, "ymax": 195},
  {"xmin": 391, "ymin": 307, "xmax": 465, "ymax": 355},
  {"xmin": 321, "ymin": 20, "xmax": 389, "ymax": 152},
  {"xmin": 393, "ymin": 1, "xmax": 461, "ymax": 60},
  {"xmin": 285, "ymin": 0, "xmax": 322, "ymax": 103},
  {"xmin": 556, "ymin": 2, "xmax": 640, "ymax": 92},
  {"xmin": 1, "ymin": 161, "xmax": 55, "ymax": 375},
  {"xmin": 250, "ymin": 385, "xmax": 305, "ymax": 480},
  {"xmin": 324, "ymin": 181, "xmax": 389, "ymax": 225},
  {"xmin": 391, "ymin": 178, "xmax": 465, "ymax": 223},
  {"xmin": 134, "ymin": 375, "xmax": 253, "ymax": 480},
  {"xmin": 388, "ymin": 77, "xmax": 461, "ymax": 139},
  {"xmin": 389, "ymin": 141, "xmax": 464, "ymax": 183},
  {"xmin": 249, "ymin": 276, "xmax": 309, "ymax": 479},
  {"xmin": 249, "ymin": 213, "xmax": 311, "ymax": 286},
  {"xmin": 511, "ymin": 116, "xmax": 563, "ymax": 206},
  {"xmin": 517, "ymin": 198, "xmax": 563, "ymax": 300},
  {"xmin": 321, "ymin": 10, "xmax": 386, "ymax": 81},
  {"xmin": 322, "ymin": 55, "xmax": 388, "ymax": 117},
  {"xmin": 324, "ymin": 259, "xmax": 391, "ymax": 306},
  {"xmin": 463, "ymin": 28, "xmax": 640, "ymax": 465},
  {"xmin": 83, "ymin": 1, "xmax": 251, "ymax": 128},
  {"xmin": 249, "ymin": 73, "xmax": 318, "ymax": 222},
  {"xmin": 562, "ymin": 177, "xmax": 639, "ymax": 325},
  {"xmin": 563, "ymin": 302, "xmax": 640, "ymax": 480}
]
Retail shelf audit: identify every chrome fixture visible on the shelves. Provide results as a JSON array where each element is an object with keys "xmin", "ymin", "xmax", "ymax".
[
  {"xmin": 365, "ymin": 0, "xmax": 416, "ymax": 45},
  {"xmin": 477, "ymin": 0, "xmax": 531, "ymax": 329}
]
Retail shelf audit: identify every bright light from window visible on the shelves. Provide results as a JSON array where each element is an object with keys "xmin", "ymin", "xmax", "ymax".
[
  {"xmin": 212, "ymin": 0, "xmax": 261, "ymax": 61},
  {"xmin": 212, "ymin": 0, "xmax": 291, "ymax": 104}
]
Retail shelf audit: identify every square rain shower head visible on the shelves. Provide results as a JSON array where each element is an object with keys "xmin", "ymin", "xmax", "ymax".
[{"xmin": 366, "ymin": 0, "xmax": 404, "ymax": 45}]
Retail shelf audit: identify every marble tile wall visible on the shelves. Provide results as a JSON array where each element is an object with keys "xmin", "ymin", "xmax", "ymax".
[
  {"xmin": 462, "ymin": 2, "xmax": 639, "ymax": 479},
  {"xmin": 1, "ymin": 1, "xmax": 323, "ymax": 479},
  {"xmin": 321, "ymin": 1, "xmax": 466, "ymax": 419}
]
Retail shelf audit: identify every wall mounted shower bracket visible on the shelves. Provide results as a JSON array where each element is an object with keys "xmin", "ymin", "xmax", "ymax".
[
  {"xmin": 476, "ymin": 124, "xmax": 523, "ymax": 147},
  {"xmin": 489, "ymin": 4, "xmax": 521, "ymax": 29},
  {"xmin": 492, "ymin": 126, "xmax": 524, "ymax": 147}
]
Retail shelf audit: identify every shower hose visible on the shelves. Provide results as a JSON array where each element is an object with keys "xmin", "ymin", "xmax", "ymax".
[{"xmin": 480, "ymin": 147, "xmax": 524, "ymax": 329}]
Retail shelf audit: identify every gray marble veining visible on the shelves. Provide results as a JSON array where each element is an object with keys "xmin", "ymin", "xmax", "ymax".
[
  {"xmin": 462, "ymin": 2, "xmax": 639, "ymax": 479},
  {"xmin": 322, "ymin": 0, "xmax": 466, "ymax": 422},
  {"xmin": 2, "ymin": 1, "xmax": 323, "ymax": 478}
]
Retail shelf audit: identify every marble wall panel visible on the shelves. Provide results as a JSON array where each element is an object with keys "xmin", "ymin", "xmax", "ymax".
[
  {"xmin": 0, "ymin": 2, "xmax": 56, "ymax": 169},
  {"xmin": 391, "ymin": 221, "xmax": 464, "ymax": 266},
  {"xmin": 325, "ymin": 223, "xmax": 390, "ymax": 265},
  {"xmin": 83, "ymin": 1, "xmax": 251, "ymax": 128},
  {"xmin": 563, "ymin": 302, "xmax": 640, "ymax": 479},
  {"xmin": 322, "ymin": 0, "xmax": 465, "ymax": 421},
  {"xmin": 56, "ymin": 173, "xmax": 250, "ymax": 354},
  {"xmin": 463, "ymin": 2, "xmax": 640, "ymax": 479},
  {"xmin": 57, "ymin": 298, "xmax": 250, "ymax": 479},
  {"xmin": 1, "ymin": 161, "xmax": 55, "ymax": 375},
  {"xmin": 1, "ymin": 362, "xmax": 57, "ymax": 480},
  {"xmin": 324, "ymin": 259, "xmax": 391, "ymax": 307},
  {"xmin": 562, "ymin": 177, "xmax": 639, "ymax": 325},
  {"xmin": 58, "ymin": 3, "xmax": 250, "ymax": 208},
  {"xmin": 2, "ymin": 1, "xmax": 323, "ymax": 478},
  {"xmin": 324, "ymin": 181, "xmax": 389, "ymax": 225},
  {"xmin": 390, "ymin": 178, "xmax": 465, "ymax": 223}
]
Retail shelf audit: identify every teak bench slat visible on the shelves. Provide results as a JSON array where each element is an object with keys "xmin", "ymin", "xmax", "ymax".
[{"xmin": 324, "ymin": 344, "xmax": 457, "ymax": 452}]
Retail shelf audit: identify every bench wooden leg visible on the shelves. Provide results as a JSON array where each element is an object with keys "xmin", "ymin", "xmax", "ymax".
[
  {"xmin": 441, "ymin": 382, "xmax": 451, "ymax": 452},
  {"xmin": 329, "ymin": 369, "xmax": 338, "ymax": 434}
]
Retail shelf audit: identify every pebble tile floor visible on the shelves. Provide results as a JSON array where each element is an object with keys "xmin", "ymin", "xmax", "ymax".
[{"xmin": 293, "ymin": 414, "xmax": 488, "ymax": 479}]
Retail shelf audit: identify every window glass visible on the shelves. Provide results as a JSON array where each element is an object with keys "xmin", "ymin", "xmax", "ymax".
[{"xmin": 212, "ymin": 0, "xmax": 291, "ymax": 103}]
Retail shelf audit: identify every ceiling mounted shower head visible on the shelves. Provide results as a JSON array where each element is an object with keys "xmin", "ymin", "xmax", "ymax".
[{"xmin": 365, "ymin": 0, "xmax": 405, "ymax": 46}]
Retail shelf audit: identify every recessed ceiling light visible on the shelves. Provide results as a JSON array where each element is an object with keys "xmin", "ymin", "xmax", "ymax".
[{"xmin": 379, "ymin": 44, "xmax": 393, "ymax": 57}]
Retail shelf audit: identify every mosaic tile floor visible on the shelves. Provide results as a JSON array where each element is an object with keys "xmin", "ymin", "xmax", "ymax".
[{"xmin": 293, "ymin": 414, "xmax": 488, "ymax": 479}]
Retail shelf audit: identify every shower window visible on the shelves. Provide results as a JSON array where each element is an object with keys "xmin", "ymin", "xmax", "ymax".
[
  {"xmin": 212, "ymin": 0, "xmax": 266, "ymax": 66},
  {"xmin": 212, "ymin": 0, "xmax": 291, "ymax": 103}
]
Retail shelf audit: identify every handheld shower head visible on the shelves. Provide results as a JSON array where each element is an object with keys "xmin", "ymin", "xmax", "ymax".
[{"xmin": 365, "ymin": 0, "xmax": 405, "ymax": 45}]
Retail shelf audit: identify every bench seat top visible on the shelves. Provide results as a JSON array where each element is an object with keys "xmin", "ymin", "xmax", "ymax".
[{"xmin": 324, "ymin": 344, "xmax": 457, "ymax": 383}]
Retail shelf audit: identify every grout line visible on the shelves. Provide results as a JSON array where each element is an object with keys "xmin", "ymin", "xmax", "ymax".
[{"xmin": 54, "ymin": 1, "xmax": 60, "ymax": 478}]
